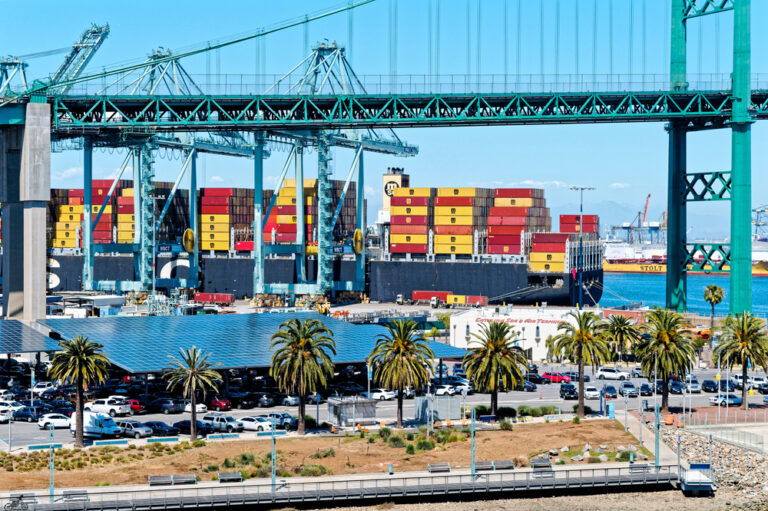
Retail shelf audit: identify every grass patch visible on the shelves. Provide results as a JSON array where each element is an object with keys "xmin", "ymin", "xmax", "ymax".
[
  {"xmin": 378, "ymin": 427, "xmax": 392, "ymax": 440},
  {"xmin": 300, "ymin": 464, "xmax": 330, "ymax": 477}
]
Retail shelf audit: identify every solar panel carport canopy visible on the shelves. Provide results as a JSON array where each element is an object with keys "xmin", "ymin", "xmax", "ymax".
[
  {"xmin": 41, "ymin": 313, "xmax": 466, "ymax": 374},
  {"xmin": 0, "ymin": 320, "xmax": 59, "ymax": 354}
]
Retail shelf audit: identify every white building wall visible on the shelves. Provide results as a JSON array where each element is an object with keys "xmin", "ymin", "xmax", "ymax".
[{"xmin": 448, "ymin": 306, "xmax": 587, "ymax": 362}]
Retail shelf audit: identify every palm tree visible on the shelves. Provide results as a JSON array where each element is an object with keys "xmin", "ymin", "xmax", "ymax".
[
  {"xmin": 164, "ymin": 347, "xmax": 221, "ymax": 441},
  {"xmin": 270, "ymin": 318, "xmax": 336, "ymax": 434},
  {"xmin": 715, "ymin": 312, "xmax": 768, "ymax": 410},
  {"xmin": 605, "ymin": 315, "xmax": 640, "ymax": 364},
  {"xmin": 634, "ymin": 309, "xmax": 695, "ymax": 413},
  {"xmin": 704, "ymin": 285, "xmax": 725, "ymax": 345},
  {"xmin": 552, "ymin": 311, "xmax": 610, "ymax": 418},
  {"xmin": 463, "ymin": 322, "xmax": 527, "ymax": 416},
  {"xmin": 369, "ymin": 319, "xmax": 434, "ymax": 428},
  {"xmin": 47, "ymin": 336, "xmax": 110, "ymax": 448}
]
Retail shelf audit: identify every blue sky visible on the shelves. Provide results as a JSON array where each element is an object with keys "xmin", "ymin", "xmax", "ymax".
[{"xmin": 4, "ymin": 0, "xmax": 768, "ymax": 238}]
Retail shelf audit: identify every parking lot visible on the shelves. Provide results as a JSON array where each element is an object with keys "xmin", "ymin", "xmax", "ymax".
[{"xmin": 1, "ymin": 364, "xmax": 766, "ymax": 450}]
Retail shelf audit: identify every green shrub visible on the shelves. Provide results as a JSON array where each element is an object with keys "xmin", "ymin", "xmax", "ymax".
[
  {"xmin": 499, "ymin": 420, "xmax": 513, "ymax": 431},
  {"xmin": 461, "ymin": 427, "xmax": 471, "ymax": 435},
  {"xmin": 300, "ymin": 464, "xmax": 329, "ymax": 477},
  {"xmin": 238, "ymin": 470, "xmax": 251, "ymax": 480},
  {"xmin": 572, "ymin": 416, "xmax": 580, "ymax": 424},
  {"xmin": 406, "ymin": 432, "xmax": 415, "ymax": 441},
  {"xmin": 236, "ymin": 453, "xmax": 255, "ymax": 465},
  {"xmin": 405, "ymin": 444, "xmax": 415, "ymax": 455},
  {"xmin": 206, "ymin": 464, "xmax": 219, "ymax": 472},
  {"xmin": 387, "ymin": 435, "xmax": 406, "ymax": 448},
  {"xmin": 572, "ymin": 404, "xmax": 593, "ymax": 415},
  {"xmin": 367, "ymin": 437, "xmax": 375, "ymax": 444},
  {"xmin": 378, "ymin": 427, "xmax": 392, "ymax": 439},
  {"xmin": 617, "ymin": 451, "xmax": 632, "ymax": 462},
  {"xmin": 95, "ymin": 482, "xmax": 110, "ymax": 487},
  {"xmin": 223, "ymin": 458, "xmax": 235, "ymax": 468},
  {"xmin": 517, "ymin": 405, "xmax": 533, "ymax": 417},
  {"xmin": 304, "ymin": 415, "xmax": 317, "ymax": 429},
  {"xmin": 556, "ymin": 459, "xmax": 566, "ymax": 465},
  {"xmin": 587, "ymin": 457, "xmax": 601, "ymax": 464},
  {"xmin": 415, "ymin": 438, "xmax": 435, "ymax": 451},
  {"xmin": 192, "ymin": 440, "xmax": 206, "ymax": 448},
  {"xmin": 474, "ymin": 405, "xmax": 491, "ymax": 416},
  {"xmin": 540, "ymin": 406, "xmax": 559, "ymax": 415},
  {"xmin": 251, "ymin": 466, "xmax": 270, "ymax": 478},
  {"xmin": 496, "ymin": 406, "xmax": 517, "ymax": 419},
  {"xmin": 359, "ymin": 430, "xmax": 365, "ymax": 439}
]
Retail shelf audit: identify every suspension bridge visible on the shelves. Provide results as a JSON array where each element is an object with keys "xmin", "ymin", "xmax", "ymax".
[{"xmin": 0, "ymin": 0, "xmax": 759, "ymax": 320}]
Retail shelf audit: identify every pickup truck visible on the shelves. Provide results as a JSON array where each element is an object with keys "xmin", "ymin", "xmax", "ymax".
[{"xmin": 84, "ymin": 398, "xmax": 131, "ymax": 417}]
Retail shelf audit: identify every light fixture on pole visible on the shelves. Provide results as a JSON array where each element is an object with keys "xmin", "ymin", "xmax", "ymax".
[{"xmin": 568, "ymin": 186, "xmax": 595, "ymax": 310}]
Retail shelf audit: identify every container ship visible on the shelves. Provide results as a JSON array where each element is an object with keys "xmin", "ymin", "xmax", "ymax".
[{"xmin": 7, "ymin": 170, "xmax": 603, "ymax": 307}]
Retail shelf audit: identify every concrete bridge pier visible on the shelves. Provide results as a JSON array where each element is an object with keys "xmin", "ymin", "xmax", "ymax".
[{"xmin": 0, "ymin": 102, "xmax": 50, "ymax": 321}]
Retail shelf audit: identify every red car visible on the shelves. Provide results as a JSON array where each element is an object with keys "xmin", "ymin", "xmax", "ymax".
[
  {"xmin": 541, "ymin": 372, "xmax": 570, "ymax": 384},
  {"xmin": 125, "ymin": 398, "xmax": 147, "ymax": 415},
  {"xmin": 207, "ymin": 396, "xmax": 231, "ymax": 412}
]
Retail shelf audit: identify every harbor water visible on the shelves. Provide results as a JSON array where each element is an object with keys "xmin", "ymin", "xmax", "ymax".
[{"xmin": 600, "ymin": 273, "xmax": 768, "ymax": 317}]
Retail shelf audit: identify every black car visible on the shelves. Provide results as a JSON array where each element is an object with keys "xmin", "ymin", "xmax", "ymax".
[
  {"xmin": 669, "ymin": 381, "xmax": 685, "ymax": 394},
  {"xmin": 20, "ymin": 399, "xmax": 52, "ymax": 412},
  {"xmin": 527, "ymin": 364, "xmax": 538, "ymax": 373},
  {"xmin": 560, "ymin": 383, "xmax": 578, "ymax": 400},
  {"xmin": 563, "ymin": 371, "xmax": 590, "ymax": 383},
  {"xmin": 639, "ymin": 383, "xmax": 653, "ymax": 396},
  {"xmin": 757, "ymin": 382, "xmax": 768, "ymax": 395},
  {"xmin": 702, "ymin": 379, "xmax": 719, "ymax": 393},
  {"xmin": 603, "ymin": 385, "xmax": 617, "ymax": 399},
  {"xmin": 172, "ymin": 420, "xmax": 212, "ymax": 436},
  {"xmin": 52, "ymin": 406, "xmax": 75, "ymax": 417},
  {"xmin": 12, "ymin": 406, "xmax": 44, "ymax": 422},
  {"xmin": 516, "ymin": 380, "xmax": 537, "ymax": 392},
  {"xmin": 145, "ymin": 421, "xmax": 180, "ymax": 437},
  {"xmin": 524, "ymin": 372, "xmax": 547, "ymax": 384},
  {"xmin": 719, "ymin": 380, "xmax": 736, "ymax": 392},
  {"xmin": 47, "ymin": 399, "xmax": 74, "ymax": 409}
]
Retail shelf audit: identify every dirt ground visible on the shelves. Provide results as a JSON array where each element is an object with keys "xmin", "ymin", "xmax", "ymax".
[{"xmin": 1, "ymin": 420, "xmax": 646, "ymax": 491}]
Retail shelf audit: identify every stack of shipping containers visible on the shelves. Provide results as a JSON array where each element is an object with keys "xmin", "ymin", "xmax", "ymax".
[
  {"xmin": 155, "ymin": 183, "xmax": 190, "ymax": 243},
  {"xmin": 389, "ymin": 187, "xmax": 434, "ymax": 254},
  {"xmin": 275, "ymin": 179, "xmax": 316, "ymax": 244},
  {"xmin": 199, "ymin": 188, "xmax": 232, "ymax": 251},
  {"xmin": 433, "ymin": 187, "xmax": 491, "ymax": 256},
  {"xmin": 559, "ymin": 214, "xmax": 599, "ymax": 238},
  {"xmin": 116, "ymin": 186, "xmax": 134, "ymax": 244},
  {"xmin": 528, "ymin": 232, "xmax": 569, "ymax": 272}
]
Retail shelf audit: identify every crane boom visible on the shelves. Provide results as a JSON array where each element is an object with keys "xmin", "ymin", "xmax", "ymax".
[
  {"xmin": 642, "ymin": 194, "xmax": 651, "ymax": 223},
  {"xmin": 49, "ymin": 24, "xmax": 110, "ymax": 94}
]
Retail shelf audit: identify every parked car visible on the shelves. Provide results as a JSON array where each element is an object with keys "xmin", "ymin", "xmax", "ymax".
[
  {"xmin": 757, "ymin": 382, "xmax": 768, "ymax": 395},
  {"xmin": 541, "ymin": 372, "xmax": 570, "ymax": 384},
  {"xmin": 719, "ymin": 380, "xmax": 736, "ymax": 392},
  {"xmin": 240, "ymin": 416, "xmax": 274, "ymax": 432},
  {"xmin": 395, "ymin": 387, "xmax": 416, "ymax": 399},
  {"xmin": 517, "ymin": 380, "xmax": 537, "ymax": 392},
  {"xmin": 639, "ymin": 383, "xmax": 653, "ymax": 396},
  {"xmin": 251, "ymin": 393, "xmax": 275, "ymax": 408},
  {"xmin": 732, "ymin": 374, "xmax": 752, "ymax": 390},
  {"xmin": 630, "ymin": 366, "xmax": 644, "ymax": 378},
  {"xmin": 752, "ymin": 377, "xmax": 766, "ymax": 389},
  {"xmin": 13, "ymin": 406, "xmax": 44, "ymax": 422},
  {"xmin": 702, "ymin": 379, "xmax": 719, "ymax": 393},
  {"xmin": 38, "ymin": 413, "xmax": 70, "ymax": 429},
  {"xmin": 227, "ymin": 392, "xmax": 256, "ymax": 409},
  {"xmin": 602, "ymin": 385, "xmax": 617, "ymax": 399},
  {"xmin": 710, "ymin": 394, "xmax": 742, "ymax": 406},
  {"xmin": 527, "ymin": 364, "xmax": 539, "ymax": 373},
  {"xmin": 559, "ymin": 383, "xmax": 578, "ymax": 400},
  {"xmin": 32, "ymin": 382, "xmax": 55, "ymax": 396},
  {"xmin": 267, "ymin": 412, "xmax": 297, "ymax": 430},
  {"xmin": 336, "ymin": 382, "xmax": 365, "ymax": 395},
  {"xmin": 116, "ymin": 420, "xmax": 153, "ymax": 439},
  {"xmin": 684, "ymin": 375, "xmax": 701, "ymax": 393},
  {"xmin": 563, "ymin": 371, "xmax": 590, "ymax": 383},
  {"xmin": 144, "ymin": 421, "xmax": 179, "ymax": 437},
  {"xmin": 595, "ymin": 367, "xmax": 630, "ymax": 381},
  {"xmin": 619, "ymin": 382, "xmax": 638, "ymax": 397},
  {"xmin": 0, "ymin": 408, "xmax": 11, "ymax": 424},
  {"xmin": 84, "ymin": 398, "xmax": 131, "ymax": 417},
  {"xmin": 435, "ymin": 384, "xmax": 456, "ymax": 396},
  {"xmin": 71, "ymin": 412, "xmax": 122, "ymax": 439},
  {"xmin": 279, "ymin": 395, "xmax": 300, "ymax": 406},
  {"xmin": 181, "ymin": 400, "xmax": 207, "ymax": 413},
  {"xmin": 668, "ymin": 381, "xmax": 685, "ymax": 395},
  {"xmin": 584, "ymin": 386, "xmax": 601, "ymax": 400},
  {"xmin": 363, "ymin": 388, "xmax": 396, "ymax": 401},
  {"xmin": 0, "ymin": 400, "xmax": 24, "ymax": 412},
  {"xmin": 201, "ymin": 413, "xmax": 244, "ymax": 433},
  {"xmin": 306, "ymin": 393, "xmax": 325, "ymax": 405},
  {"xmin": 149, "ymin": 398, "xmax": 185, "ymax": 415},
  {"xmin": 20, "ymin": 399, "xmax": 52, "ymax": 411},
  {"xmin": 524, "ymin": 372, "xmax": 548, "ymax": 384},
  {"xmin": 173, "ymin": 420, "xmax": 213, "ymax": 436},
  {"xmin": 52, "ymin": 406, "xmax": 75, "ymax": 417},
  {"xmin": 452, "ymin": 382, "xmax": 473, "ymax": 395},
  {"xmin": 207, "ymin": 396, "xmax": 232, "ymax": 412}
]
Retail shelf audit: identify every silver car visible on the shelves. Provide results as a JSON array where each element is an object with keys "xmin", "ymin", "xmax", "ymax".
[{"xmin": 117, "ymin": 420, "xmax": 153, "ymax": 439}]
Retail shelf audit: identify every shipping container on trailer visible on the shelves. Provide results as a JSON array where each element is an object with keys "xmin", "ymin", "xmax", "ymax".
[
  {"xmin": 194, "ymin": 292, "xmax": 234, "ymax": 305},
  {"xmin": 466, "ymin": 295, "xmax": 489, "ymax": 306},
  {"xmin": 447, "ymin": 294, "xmax": 467, "ymax": 304},
  {"xmin": 412, "ymin": 290, "xmax": 452, "ymax": 302}
]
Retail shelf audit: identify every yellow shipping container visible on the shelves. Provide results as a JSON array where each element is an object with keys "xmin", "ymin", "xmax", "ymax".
[
  {"xmin": 390, "ymin": 234, "xmax": 428, "ymax": 244},
  {"xmin": 200, "ymin": 223, "xmax": 229, "ymax": 232},
  {"xmin": 198, "ymin": 231, "xmax": 229, "ymax": 241},
  {"xmin": 437, "ymin": 187, "xmax": 481, "ymax": 197},
  {"xmin": 529, "ymin": 252, "xmax": 566, "ymax": 263},
  {"xmin": 199, "ymin": 214, "xmax": 229, "ymax": 224},
  {"xmin": 283, "ymin": 178, "xmax": 318, "ymax": 188},
  {"xmin": 276, "ymin": 215, "xmax": 314, "ymax": 224},
  {"xmin": 51, "ymin": 239, "xmax": 78, "ymax": 248},
  {"xmin": 277, "ymin": 187, "xmax": 316, "ymax": 198},
  {"xmin": 122, "ymin": 188, "xmax": 134, "ymax": 197},
  {"xmin": 392, "ymin": 187, "xmax": 433, "ymax": 198},
  {"xmin": 91, "ymin": 205, "xmax": 112, "ymax": 214},
  {"xmin": 529, "ymin": 261, "xmax": 565, "ymax": 272},
  {"xmin": 447, "ymin": 294, "xmax": 467, "ymax": 304},
  {"xmin": 58, "ymin": 205, "xmax": 84, "ymax": 214},
  {"xmin": 116, "ymin": 232, "xmax": 135, "ymax": 241},
  {"xmin": 116, "ymin": 223, "xmax": 135, "ymax": 231},
  {"xmin": 493, "ymin": 197, "xmax": 535, "ymax": 207},
  {"xmin": 117, "ymin": 214, "xmax": 135, "ymax": 223},
  {"xmin": 434, "ymin": 234, "xmax": 473, "ymax": 245},
  {"xmin": 58, "ymin": 213, "xmax": 83, "ymax": 222},
  {"xmin": 434, "ymin": 206, "xmax": 476, "ymax": 216},
  {"xmin": 54, "ymin": 222, "xmax": 80, "ymax": 231},
  {"xmin": 434, "ymin": 243, "xmax": 473, "ymax": 255},
  {"xmin": 390, "ymin": 206, "xmax": 429, "ymax": 216},
  {"xmin": 275, "ymin": 196, "xmax": 315, "ymax": 206},
  {"xmin": 199, "ymin": 241, "xmax": 230, "ymax": 251},
  {"xmin": 54, "ymin": 230, "xmax": 78, "ymax": 239},
  {"xmin": 433, "ymin": 215, "xmax": 474, "ymax": 226}
]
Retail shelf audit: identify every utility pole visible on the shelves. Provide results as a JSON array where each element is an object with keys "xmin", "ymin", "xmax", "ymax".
[
  {"xmin": 569, "ymin": 186, "xmax": 595, "ymax": 309},
  {"xmin": 470, "ymin": 407, "xmax": 476, "ymax": 476}
]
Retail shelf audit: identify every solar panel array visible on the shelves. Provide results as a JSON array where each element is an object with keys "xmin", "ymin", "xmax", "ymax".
[
  {"xmin": 42, "ymin": 313, "xmax": 467, "ymax": 373},
  {"xmin": 0, "ymin": 320, "xmax": 59, "ymax": 354}
]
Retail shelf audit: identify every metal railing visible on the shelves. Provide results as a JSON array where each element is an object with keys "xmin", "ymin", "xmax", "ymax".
[{"xmin": 4, "ymin": 464, "xmax": 678, "ymax": 509}]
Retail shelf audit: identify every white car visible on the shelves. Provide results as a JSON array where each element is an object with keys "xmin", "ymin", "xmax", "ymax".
[
  {"xmin": 363, "ymin": 388, "xmax": 396, "ymax": 401},
  {"xmin": 240, "ymin": 416, "xmax": 274, "ymax": 432},
  {"xmin": 38, "ymin": 413, "xmax": 70, "ymax": 429},
  {"xmin": 0, "ymin": 400, "xmax": 25, "ymax": 412},
  {"xmin": 435, "ymin": 384, "xmax": 455, "ymax": 396},
  {"xmin": 752, "ymin": 377, "xmax": 767, "ymax": 388},
  {"xmin": 584, "ymin": 386, "xmax": 601, "ymax": 400},
  {"xmin": 182, "ymin": 400, "xmax": 207, "ymax": 413},
  {"xmin": 452, "ymin": 382, "xmax": 473, "ymax": 395},
  {"xmin": 84, "ymin": 398, "xmax": 131, "ymax": 417},
  {"xmin": 32, "ymin": 382, "xmax": 55, "ymax": 396},
  {"xmin": 595, "ymin": 367, "xmax": 630, "ymax": 381},
  {"xmin": 0, "ymin": 408, "xmax": 10, "ymax": 424},
  {"xmin": 732, "ymin": 375, "xmax": 752, "ymax": 390},
  {"xmin": 280, "ymin": 395, "xmax": 300, "ymax": 406}
]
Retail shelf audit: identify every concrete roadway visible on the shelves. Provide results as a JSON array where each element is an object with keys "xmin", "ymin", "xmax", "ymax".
[{"xmin": 2, "ymin": 365, "xmax": 765, "ymax": 450}]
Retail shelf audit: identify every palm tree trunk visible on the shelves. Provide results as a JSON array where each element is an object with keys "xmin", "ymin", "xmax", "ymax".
[
  {"xmin": 578, "ymin": 355, "xmax": 585, "ymax": 418},
  {"xmin": 742, "ymin": 364, "xmax": 749, "ymax": 411},
  {"xmin": 75, "ymin": 375, "xmax": 84, "ymax": 448},
  {"xmin": 491, "ymin": 389, "xmax": 498, "ymax": 416},
  {"xmin": 298, "ymin": 395, "xmax": 306, "ymax": 435},
  {"xmin": 190, "ymin": 392, "xmax": 197, "ymax": 442},
  {"xmin": 710, "ymin": 305, "xmax": 715, "ymax": 349},
  {"xmin": 396, "ymin": 393, "xmax": 403, "ymax": 429},
  {"xmin": 661, "ymin": 376, "xmax": 669, "ymax": 413}
]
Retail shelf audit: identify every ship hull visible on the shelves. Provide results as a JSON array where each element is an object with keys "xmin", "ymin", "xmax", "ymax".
[{"xmin": 604, "ymin": 261, "xmax": 768, "ymax": 276}]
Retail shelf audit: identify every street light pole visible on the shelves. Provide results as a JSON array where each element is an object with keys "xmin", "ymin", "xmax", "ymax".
[
  {"xmin": 49, "ymin": 422, "xmax": 55, "ymax": 503},
  {"xmin": 470, "ymin": 408, "xmax": 476, "ymax": 476},
  {"xmin": 568, "ymin": 186, "xmax": 595, "ymax": 310}
]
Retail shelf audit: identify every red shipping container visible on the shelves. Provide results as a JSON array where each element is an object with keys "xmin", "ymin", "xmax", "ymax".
[
  {"xmin": 92, "ymin": 231, "xmax": 112, "ymax": 240},
  {"xmin": 202, "ymin": 188, "xmax": 234, "ymax": 197},
  {"xmin": 389, "ymin": 243, "xmax": 428, "ymax": 253},
  {"xmin": 276, "ymin": 224, "xmax": 296, "ymax": 233},
  {"xmin": 93, "ymin": 223, "xmax": 112, "ymax": 231},
  {"xmin": 466, "ymin": 296, "xmax": 489, "ymax": 306},
  {"xmin": 93, "ymin": 240, "xmax": 111, "ymax": 244},
  {"xmin": 532, "ymin": 242, "xmax": 567, "ymax": 252},
  {"xmin": 194, "ymin": 292, "xmax": 234, "ymax": 304},
  {"xmin": 117, "ymin": 196, "xmax": 133, "ymax": 206},
  {"xmin": 489, "ymin": 207, "xmax": 530, "ymax": 217},
  {"xmin": 235, "ymin": 241, "xmax": 254, "ymax": 251},
  {"xmin": 275, "ymin": 205, "xmax": 313, "ymax": 215},
  {"xmin": 487, "ymin": 244, "xmax": 521, "ymax": 254},
  {"xmin": 390, "ymin": 215, "xmax": 430, "ymax": 225},
  {"xmin": 92, "ymin": 179, "xmax": 117, "ymax": 188},
  {"xmin": 494, "ymin": 188, "xmax": 538, "ymax": 198},
  {"xmin": 390, "ymin": 196, "xmax": 430, "ymax": 206},
  {"xmin": 560, "ymin": 214, "xmax": 599, "ymax": 224},
  {"xmin": 434, "ymin": 225, "xmax": 473, "ymax": 235},
  {"xmin": 390, "ymin": 224, "xmax": 429, "ymax": 234},
  {"xmin": 412, "ymin": 290, "xmax": 451, "ymax": 302},
  {"xmin": 488, "ymin": 235, "xmax": 520, "ymax": 245},
  {"xmin": 117, "ymin": 205, "xmax": 134, "ymax": 214},
  {"xmin": 488, "ymin": 225, "xmax": 525, "ymax": 235},
  {"xmin": 560, "ymin": 222, "xmax": 598, "ymax": 233},
  {"xmin": 488, "ymin": 216, "xmax": 527, "ymax": 226},
  {"xmin": 68, "ymin": 197, "xmax": 83, "ymax": 206},
  {"xmin": 200, "ymin": 205, "xmax": 230, "ymax": 215},
  {"xmin": 67, "ymin": 189, "xmax": 84, "ymax": 198},
  {"xmin": 532, "ymin": 232, "xmax": 570, "ymax": 243},
  {"xmin": 276, "ymin": 233, "xmax": 297, "ymax": 242},
  {"xmin": 201, "ymin": 196, "xmax": 230, "ymax": 206},
  {"xmin": 434, "ymin": 197, "xmax": 475, "ymax": 206}
]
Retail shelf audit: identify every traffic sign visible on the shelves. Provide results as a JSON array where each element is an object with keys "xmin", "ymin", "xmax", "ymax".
[{"xmin": 715, "ymin": 374, "xmax": 720, "ymax": 380}]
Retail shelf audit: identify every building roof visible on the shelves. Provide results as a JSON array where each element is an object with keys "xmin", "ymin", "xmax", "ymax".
[
  {"xmin": 41, "ymin": 312, "xmax": 466, "ymax": 373},
  {"xmin": 0, "ymin": 320, "xmax": 59, "ymax": 354}
]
